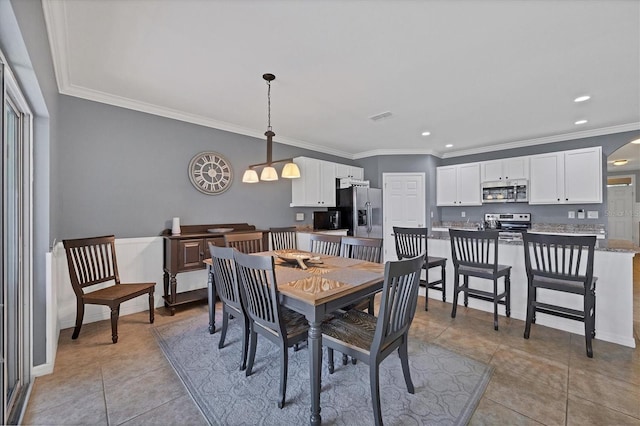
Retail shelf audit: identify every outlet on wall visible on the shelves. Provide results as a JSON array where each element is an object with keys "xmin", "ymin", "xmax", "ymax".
[
  {"xmin": 577, "ymin": 209, "xmax": 585, "ymax": 219},
  {"xmin": 295, "ymin": 212, "xmax": 304, "ymax": 221},
  {"xmin": 587, "ymin": 211, "xmax": 599, "ymax": 219},
  {"xmin": 568, "ymin": 211, "xmax": 575, "ymax": 219},
  {"xmin": 461, "ymin": 211, "xmax": 466, "ymax": 218}
]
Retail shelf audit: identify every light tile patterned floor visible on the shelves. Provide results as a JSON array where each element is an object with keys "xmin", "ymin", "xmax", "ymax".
[{"xmin": 23, "ymin": 255, "xmax": 640, "ymax": 425}]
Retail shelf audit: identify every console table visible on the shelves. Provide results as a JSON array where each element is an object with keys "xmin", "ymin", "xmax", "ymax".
[{"xmin": 161, "ymin": 223, "xmax": 269, "ymax": 319}]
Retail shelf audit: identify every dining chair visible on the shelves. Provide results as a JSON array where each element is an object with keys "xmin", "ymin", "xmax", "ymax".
[
  {"xmin": 224, "ymin": 232, "xmax": 264, "ymax": 254},
  {"xmin": 340, "ymin": 236, "xmax": 383, "ymax": 314},
  {"xmin": 233, "ymin": 250, "xmax": 309, "ymax": 409},
  {"xmin": 62, "ymin": 235, "xmax": 156, "ymax": 343},
  {"xmin": 449, "ymin": 229, "xmax": 511, "ymax": 330},
  {"xmin": 269, "ymin": 226, "xmax": 297, "ymax": 251},
  {"xmin": 309, "ymin": 233, "xmax": 342, "ymax": 256},
  {"xmin": 209, "ymin": 244, "xmax": 249, "ymax": 370},
  {"xmin": 522, "ymin": 233, "xmax": 597, "ymax": 357},
  {"xmin": 393, "ymin": 226, "xmax": 447, "ymax": 311},
  {"xmin": 322, "ymin": 254, "xmax": 425, "ymax": 426}
]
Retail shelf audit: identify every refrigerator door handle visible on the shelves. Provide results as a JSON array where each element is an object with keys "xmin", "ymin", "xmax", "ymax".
[{"xmin": 365, "ymin": 201, "xmax": 372, "ymax": 233}]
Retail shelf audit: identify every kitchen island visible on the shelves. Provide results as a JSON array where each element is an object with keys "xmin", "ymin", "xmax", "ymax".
[{"xmin": 427, "ymin": 231, "xmax": 637, "ymax": 348}]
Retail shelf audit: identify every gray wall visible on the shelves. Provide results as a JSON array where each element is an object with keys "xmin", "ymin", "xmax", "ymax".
[{"xmin": 2, "ymin": 0, "xmax": 58, "ymax": 367}]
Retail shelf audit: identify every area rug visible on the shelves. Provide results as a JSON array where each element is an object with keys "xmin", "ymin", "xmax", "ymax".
[{"xmin": 153, "ymin": 313, "xmax": 492, "ymax": 425}]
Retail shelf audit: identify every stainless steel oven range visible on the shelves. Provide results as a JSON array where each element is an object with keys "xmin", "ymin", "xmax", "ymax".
[{"xmin": 484, "ymin": 213, "xmax": 531, "ymax": 240}]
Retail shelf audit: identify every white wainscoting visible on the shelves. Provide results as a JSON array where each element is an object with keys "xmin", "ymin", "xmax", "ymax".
[{"xmin": 43, "ymin": 236, "xmax": 209, "ymax": 374}]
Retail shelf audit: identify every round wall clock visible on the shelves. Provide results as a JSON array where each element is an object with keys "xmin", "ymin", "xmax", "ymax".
[{"xmin": 188, "ymin": 151, "xmax": 233, "ymax": 195}]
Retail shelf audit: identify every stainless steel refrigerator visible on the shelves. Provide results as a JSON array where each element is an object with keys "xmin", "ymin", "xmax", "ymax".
[{"xmin": 333, "ymin": 185, "xmax": 383, "ymax": 238}]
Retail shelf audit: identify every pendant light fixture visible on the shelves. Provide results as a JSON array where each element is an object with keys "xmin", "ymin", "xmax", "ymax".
[{"xmin": 242, "ymin": 73, "xmax": 301, "ymax": 183}]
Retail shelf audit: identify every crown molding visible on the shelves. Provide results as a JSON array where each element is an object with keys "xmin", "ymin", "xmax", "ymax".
[
  {"xmin": 438, "ymin": 123, "xmax": 640, "ymax": 159},
  {"xmin": 352, "ymin": 148, "xmax": 438, "ymax": 159}
]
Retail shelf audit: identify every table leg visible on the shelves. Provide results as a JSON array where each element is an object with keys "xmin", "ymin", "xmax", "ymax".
[
  {"xmin": 308, "ymin": 320, "xmax": 322, "ymax": 425},
  {"xmin": 163, "ymin": 272, "xmax": 169, "ymax": 308},
  {"xmin": 169, "ymin": 274, "xmax": 177, "ymax": 316},
  {"xmin": 207, "ymin": 267, "xmax": 216, "ymax": 334}
]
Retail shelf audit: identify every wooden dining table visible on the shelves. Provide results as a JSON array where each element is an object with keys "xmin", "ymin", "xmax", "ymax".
[{"xmin": 205, "ymin": 250, "xmax": 385, "ymax": 425}]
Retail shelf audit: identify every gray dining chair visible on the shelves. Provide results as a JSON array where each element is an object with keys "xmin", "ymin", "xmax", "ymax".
[
  {"xmin": 224, "ymin": 232, "xmax": 264, "ymax": 254},
  {"xmin": 269, "ymin": 226, "xmax": 297, "ymax": 251},
  {"xmin": 449, "ymin": 229, "xmax": 511, "ymax": 330},
  {"xmin": 522, "ymin": 233, "xmax": 597, "ymax": 357},
  {"xmin": 209, "ymin": 244, "xmax": 249, "ymax": 370},
  {"xmin": 393, "ymin": 226, "xmax": 447, "ymax": 311},
  {"xmin": 322, "ymin": 254, "xmax": 425, "ymax": 426},
  {"xmin": 309, "ymin": 233, "xmax": 342, "ymax": 256},
  {"xmin": 233, "ymin": 250, "xmax": 309, "ymax": 408}
]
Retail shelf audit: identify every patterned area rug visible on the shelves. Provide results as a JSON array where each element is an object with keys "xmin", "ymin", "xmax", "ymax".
[{"xmin": 153, "ymin": 313, "xmax": 492, "ymax": 425}]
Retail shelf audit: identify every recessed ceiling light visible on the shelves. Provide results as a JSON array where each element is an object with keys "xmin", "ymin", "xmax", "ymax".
[
  {"xmin": 574, "ymin": 95, "xmax": 591, "ymax": 102},
  {"xmin": 612, "ymin": 159, "xmax": 628, "ymax": 166},
  {"xmin": 445, "ymin": 144, "xmax": 453, "ymax": 148},
  {"xmin": 631, "ymin": 138, "xmax": 640, "ymax": 144},
  {"xmin": 575, "ymin": 119, "xmax": 588, "ymax": 125},
  {"xmin": 421, "ymin": 131, "xmax": 431, "ymax": 136}
]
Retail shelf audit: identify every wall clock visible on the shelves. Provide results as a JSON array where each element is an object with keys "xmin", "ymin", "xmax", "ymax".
[{"xmin": 188, "ymin": 151, "xmax": 233, "ymax": 195}]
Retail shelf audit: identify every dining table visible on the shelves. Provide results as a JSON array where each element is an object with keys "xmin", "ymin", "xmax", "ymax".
[{"xmin": 205, "ymin": 250, "xmax": 385, "ymax": 425}]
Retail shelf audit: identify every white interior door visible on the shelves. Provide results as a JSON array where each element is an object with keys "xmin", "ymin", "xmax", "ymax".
[
  {"xmin": 382, "ymin": 173, "xmax": 426, "ymax": 261},
  {"xmin": 607, "ymin": 185, "xmax": 634, "ymax": 242}
]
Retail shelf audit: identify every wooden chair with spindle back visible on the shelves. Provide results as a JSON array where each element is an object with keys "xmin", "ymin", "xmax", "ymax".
[
  {"xmin": 309, "ymin": 233, "xmax": 342, "ymax": 256},
  {"xmin": 269, "ymin": 226, "xmax": 297, "ymax": 251},
  {"xmin": 224, "ymin": 232, "xmax": 264, "ymax": 254}
]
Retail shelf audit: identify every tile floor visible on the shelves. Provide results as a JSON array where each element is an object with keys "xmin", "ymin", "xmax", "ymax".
[{"xmin": 23, "ymin": 255, "xmax": 640, "ymax": 425}]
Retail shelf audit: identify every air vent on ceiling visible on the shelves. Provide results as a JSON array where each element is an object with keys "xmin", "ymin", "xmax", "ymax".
[{"xmin": 369, "ymin": 111, "xmax": 393, "ymax": 122}]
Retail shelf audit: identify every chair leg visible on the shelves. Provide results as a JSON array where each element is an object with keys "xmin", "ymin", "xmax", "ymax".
[
  {"xmin": 328, "ymin": 348, "xmax": 335, "ymax": 374},
  {"xmin": 148, "ymin": 290, "xmax": 155, "ymax": 323},
  {"xmin": 240, "ymin": 316, "xmax": 249, "ymax": 371},
  {"xmin": 246, "ymin": 329, "xmax": 258, "ymax": 377},
  {"xmin": 110, "ymin": 305, "xmax": 120, "ymax": 344},
  {"xmin": 398, "ymin": 338, "xmax": 414, "ymax": 394},
  {"xmin": 424, "ymin": 268, "xmax": 429, "ymax": 311},
  {"xmin": 342, "ymin": 352, "xmax": 348, "ymax": 366},
  {"xmin": 278, "ymin": 342, "xmax": 288, "ymax": 409},
  {"xmin": 463, "ymin": 275, "xmax": 469, "ymax": 307},
  {"xmin": 219, "ymin": 310, "xmax": 229, "ymax": 349},
  {"xmin": 524, "ymin": 284, "xmax": 534, "ymax": 339},
  {"xmin": 441, "ymin": 264, "xmax": 446, "ymax": 302},
  {"xmin": 585, "ymin": 287, "xmax": 596, "ymax": 358},
  {"xmin": 368, "ymin": 296, "xmax": 375, "ymax": 315},
  {"xmin": 493, "ymin": 279, "xmax": 499, "ymax": 331},
  {"xmin": 451, "ymin": 273, "xmax": 460, "ymax": 318},
  {"xmin": 505, "ymin": 274, "xmax": 511, "ymax": 318},
  {"xmin": 370, "ymin": 363, "xmax": 383, "ymax": 426},
  {"xmin": 72, "ymin": 299, "xmax": 85, "ymax": 339}
]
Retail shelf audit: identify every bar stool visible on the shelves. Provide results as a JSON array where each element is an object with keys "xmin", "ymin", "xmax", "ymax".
[
  {"xmin": 393, "ymin": 227, "xmax": 447, "ymax": 311},
  {"xmin": 522, "ymin": 233, "xmax": 597, "ymax": 357},
  {"xmin": 449, "ymin": 229, "xmax": 511, "ymax": 330}
]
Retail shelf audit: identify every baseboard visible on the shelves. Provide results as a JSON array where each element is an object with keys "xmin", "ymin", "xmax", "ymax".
[{"xmin": 32, "ymin": 362, "xmax": 54, "ymax": 377}]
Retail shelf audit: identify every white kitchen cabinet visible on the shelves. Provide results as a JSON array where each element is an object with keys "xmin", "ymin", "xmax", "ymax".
[
  {"xmin": 529, "ymin": 147, "xmax": 602, "ymax": 204},
  {"xmin": 291, "ymin": 157, "xmax": 337, "ymax": 207},
  {"xmin": 436, "ymin": 163, "xmax": 482, "ymax": 206},
  {"xmin": 481, "ymin": 157, "xmax": 529, "ymax": 182},
  {"xmin": 335, "ymin": 163, "xmax": 364, "ymax": 180}
]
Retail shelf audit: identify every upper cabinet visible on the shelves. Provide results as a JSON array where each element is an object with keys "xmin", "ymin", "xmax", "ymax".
[
  {"xmin": 335, "ymin": 163, "xmax": 364, "ymax": 180},
  {"xmin": 436, "ymin": 163, "xmax": 482, "ymax": 206},
  {"xmin": 291, "ymin": 157, "xmax": 337, "ymax": 207},
  {"xmin": 481, "ymin": 156, "xmax": 529, "ymax": 182},
  {"xmin": 529, "ymin": 146, "xmax": 602, "ymax": 204}
]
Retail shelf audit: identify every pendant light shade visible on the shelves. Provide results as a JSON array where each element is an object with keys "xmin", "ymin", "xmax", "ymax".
[
  {"xmin": 242, "ymin": 169, "xmax": 259, "ymax": 183},
  {"xmin": 281, "ymin": 162, "xmax": 301, "ymax": 179},
  {"xmin": 242, "ymin": 73, "xmax": 301, "ymax": 183}
]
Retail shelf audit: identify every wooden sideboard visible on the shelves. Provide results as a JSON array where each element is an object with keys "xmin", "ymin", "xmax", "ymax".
[{"xmin": 161, "ymin": 223, "xmax": 269, "ymax": 315}]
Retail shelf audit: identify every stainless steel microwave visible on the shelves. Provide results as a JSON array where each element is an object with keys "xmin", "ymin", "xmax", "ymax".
[{"xmin": 481, "ymin": 179, "xmax": 528, "ymax": 203}]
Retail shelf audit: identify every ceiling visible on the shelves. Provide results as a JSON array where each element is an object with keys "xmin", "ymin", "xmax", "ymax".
[{"xmin": 43, "ymin": 0, "xmax": 640, "ymax": 160}]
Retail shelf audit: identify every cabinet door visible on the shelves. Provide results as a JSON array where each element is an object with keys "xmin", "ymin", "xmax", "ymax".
[
  {"xmin": 457, "ymin": 163, "xmax": 481, "ymax": 205},
  {"xmin": 564, "ymin": 147, "xmax": 602, "ymax": 203},
  {"xmin": 320, "ymin": 160, "xmax": 336, "ymax": 206},
  {"xmin": 529, "ymin": 152, "xmax": 563, "ymax": 204},
  {"xmin": 303, "ymin": 158, "xmax": 323, "ymax": 206},
  {"xmin": 178, "ymin": 239, "xmax": 205, "ymax": 270},
  {"xmin": 503, "ymin": 156, "xmax": 529, "ymax": 180},
  {"xmin": 481, "ymin": 160, "xmax": 504, "ymax": 181},
  {"xmin": 291, "ymin": 157, "xmax": 309, "ymax": 206},
  {"xmin": 436, "ymin": 166, "xmax": 458, "ymax": 206},
  {"xmin": 350, "ymin": 166, "xmax": 364, "ymax": 180},
  {"xmin": 335, "ymin": 163, "xmax": 351, "ymax": 178}
]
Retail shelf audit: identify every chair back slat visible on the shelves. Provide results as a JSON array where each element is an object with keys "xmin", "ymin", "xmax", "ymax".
[
  {"xmin": 209, "ymin": 244, "xmax": 242, "ymax": 312},
  {"xmin": 63, "ymin": 235, "xmax": 119, "ymax": 295},
  {"xmin": 392, "ymin": 227, "xmax": 428, "ymax": 259},
  {"xmin": 234, "ymin": 250, "xmax": 284, "ymax": 335},
  {"xmin": 309, "ymin": 233, "xmax": 342, "ymax": 256},
  {"xmin": 224, "ymin": 232, "xmax": 264, "ymax": 254},
  {"xmin": 449, "ymin": 229, "xmax": 499, "ymax": 272},
  {"xmin": 340, "ymin": 236, "xmax": 383, "ymax": 263},
  {"xmin": 523, "ymin": 233, "xmax": 595, "ymax": 283},
  {"xmin": 371, "ymin": 254, "xmax": 425, "ymax": 354},
  {"xmin": 270, "ymin": 227, "xmax": 297, "ymax": 250}
]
